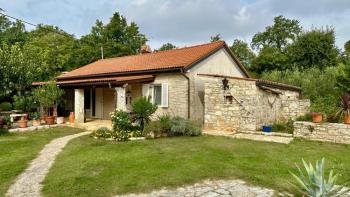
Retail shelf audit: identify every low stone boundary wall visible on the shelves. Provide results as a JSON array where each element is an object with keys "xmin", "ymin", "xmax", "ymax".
[{"xmin": 293, "ymin": 121, "xmax": 350, "ymax": 144}]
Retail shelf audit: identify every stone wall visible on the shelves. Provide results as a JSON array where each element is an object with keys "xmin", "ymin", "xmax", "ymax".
[
  {"xmin": 202, "ymin": 76, "xmax": 310, "ymax": 132},
  {"xmin": 294, "ymin": 121, "xmax": 350, "ymax": 144}
]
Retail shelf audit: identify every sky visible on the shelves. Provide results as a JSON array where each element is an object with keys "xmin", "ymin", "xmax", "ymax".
[{"xmin": 0, "ymin": 0, "xmax": 350, "ymax": 49}]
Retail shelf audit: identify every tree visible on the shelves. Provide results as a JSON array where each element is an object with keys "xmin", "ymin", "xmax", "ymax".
[
  {"xmin": 251, "ymin": 15, "xmax": 302, "ymax": 51},
  {"xmin": 79, "ymin": 12, "xmax": 147, "ymax": 65},
  {"xmin": 345, "ymin": 40, "xmax": 350, "ymax": 56},
  {"xmin": 156, "ymin": 43, "xmax": 177, "ymax": 51},
  {"xmin": 32, "ymin": 81, "xmax": 64, "ymax": 116},
  {"xmin": 251, "ymin": 47, "xmax": 288, "ymax": 74},
  {"xmin": 0, "ymin": 43, "xmax": 43, "ymax": 98},
  {"xmin": 0, "ymin": 16, "xmax": 27, "ymax": 47},
  {"xmin": 210, "ymin": 34, "xmax": 222, "ymax": 42},
  {"xmin": 287, "ymin": 28, "xmax": 338, "ymax": 69},
  {"xmin": 230, "ymin": 39, "xmax": 255, "ymax": 68}
]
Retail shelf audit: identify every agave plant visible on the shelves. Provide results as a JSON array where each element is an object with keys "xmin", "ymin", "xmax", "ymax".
[{"xmin": 290, "ymin": 158, "xmax": 349, "ymax": 197}]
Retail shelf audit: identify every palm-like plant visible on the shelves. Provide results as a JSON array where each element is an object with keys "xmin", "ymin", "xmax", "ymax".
[
  {"xmin": 335, "ymin": 94, "xmax": 350, "ymax": 118},
  {"xmin": 290, "ymin": 158, "xmax": 349, "ymax": 197}
]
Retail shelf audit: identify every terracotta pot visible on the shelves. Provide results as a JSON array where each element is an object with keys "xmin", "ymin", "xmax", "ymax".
[
  {"xmin": 56, "ymin": 117, "xmax": 64, "ymax": 124},
  {"xmin": 311, "ymin": 113, "xmax": 323, "ymax": 123},
  {"xmin": 69, "ymin": 112, "xmax": 75, "ymax": 123},
  {"xmin": 45, "ymin": 116, "xmax": 55, "ymax": 125},
  {"xmin": 18, "ymin": 119, "xmax": 28, "ymax": 128},
  {"xmin": 32, "ymin": 119, "xmax": 41, "ymax": 127},
  {"xmin": 344, "ymin": 115, "xmax": 350, "ymax": 124}
]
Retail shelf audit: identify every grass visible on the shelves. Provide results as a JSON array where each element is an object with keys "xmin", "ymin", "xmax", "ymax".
[
  {"xmin": 0, "ymin": 126, "xmax": 85, "ymax": 197},
  {"xmin": 43, "ymin": 135, "xmax": 350, "ymax": 197}
]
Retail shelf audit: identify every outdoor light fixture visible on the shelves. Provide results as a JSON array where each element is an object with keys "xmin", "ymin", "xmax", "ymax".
[{"xmin": 222, "ymin": 78, "xmax": 229, "ymax": 90}]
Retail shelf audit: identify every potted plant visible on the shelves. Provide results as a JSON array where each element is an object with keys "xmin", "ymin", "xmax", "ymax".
[
  {"xmin": 18, "ymin": 115, "xmax": 28, "ymax": 128},
  {"xmin": 310, "ymin": 112, "xmax": 323, "ymax": 123},
  {"xmin": 336, "ymin": 94, "xmax": 350, "ymax": 124},
  {"xmin": 32, "ymin": 81, "xmax": 64, "ymax": 125},
  {"xmin": 30, "ymin": 112, "xmax": 41, "ymax": 126}
]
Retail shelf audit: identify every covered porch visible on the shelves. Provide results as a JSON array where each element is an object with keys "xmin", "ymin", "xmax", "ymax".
[{"xmin": 58, "ymin": 75, "xmax": 155, "ymax": 123}]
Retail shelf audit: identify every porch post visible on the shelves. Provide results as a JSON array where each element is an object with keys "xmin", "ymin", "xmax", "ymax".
[
  {"xmin": 74, "ymin": 89, "xmax": 85, "ymax": 123},
  {"xmin": 115, "ymin": 84, "xmax": 127, "ymax": 111}
]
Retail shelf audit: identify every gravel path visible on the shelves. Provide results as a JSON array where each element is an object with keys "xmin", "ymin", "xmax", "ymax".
[
  {"xmin": 116, "ymin": 179, "xmax": 275, "ymax": 197},
  {"xmin": 6, "ymin": 131, "xmax": 90, "ymax": 197}
]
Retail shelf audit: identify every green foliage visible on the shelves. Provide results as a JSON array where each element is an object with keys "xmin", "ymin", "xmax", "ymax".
[
  {"xmin": 29, "ymin": 111, "xmax": 40, "ymax": 120},
  {"xmin": 0, "ymin": 102, "xmax": 12, "ymax": 111},
  {"xmin": 295, "ymin": 114, "xmax": 313, "ymax": 122},
  {"xmin": 156, "ymin": 43, "xmax": 177, "ymax": 51},
  {"xmin": 131, "ymin": 97, "xmax": 157, "ymax": 130},
  {"xmin": 252, "ymin": 47, "xmax": 289, "ymax": 73},
  {"xmin": 290, "ymin": 158, "xmax": 349, "ymax": 197},
  {"xmin": 13, "ymin": 95, "xmax": 37, "ymax": 113},
  {"xmin": 110, "ymin": 109, "xmax": 134, "ymax": 132},
  {"xmin": 230, "ymin": 39, "xmax": 255, "ymax": 68},
  {"xmin": 271, "ymin": 120, "xmax": 294, "ymax": 134},
  {"xmin": 0, "ymin": 128, "xmax": 9, "ymax": 135},
  {"xmin": 144, "ymin": 115, "xmax": 172, "ymax": 138},
  {"xmin": 336, "ymin": 63, "xmax": 350, "ymax": 93},
  {"xmin": 251, "ymin": 15, "xmax": 302, "ymax": 50},
  {"xmin": 90, "ymin": 127, "xmax": 113, "ymax": 138},
  {"xmin": 32, "ymin": 82, "xmax": 64, "ymax": 115},
  {"xmin": 287, "ymin": 28, "xmax": 339, "ymax": 70},
  {"xmin": 170, "ymin": 116, "xmax": 202, "ymax": 136},
  {"xmin": 344, "ymin": 40, "xmax": 350, "ymax": 56}
]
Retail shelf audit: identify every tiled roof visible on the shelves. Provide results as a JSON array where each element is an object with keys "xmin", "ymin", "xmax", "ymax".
[
  {"xmin": 33, "ymin": 75, "xmax": 154, "ymax": 86},
  {"xmin": 57, "ymin": 41, "xmax": 249, "ymax": 80}
]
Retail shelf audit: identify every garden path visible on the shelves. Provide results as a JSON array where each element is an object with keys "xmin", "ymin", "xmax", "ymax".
[
  {"xmin": 116, "ymin": 179, "xmax": 275, "ymax": 197},
  {"xmin": 6, "ymin": 131, "xmax": 90, "ymax": 197}
]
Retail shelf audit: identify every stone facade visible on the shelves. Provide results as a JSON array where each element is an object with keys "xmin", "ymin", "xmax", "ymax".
[
  {"xmin": 294, "ymin": 121, "xmax": 350, "ymax": 144},
  {"xmin": 202, "ymin": 76, "xmax": 310, "ymax": 132},
  {"xmin": 151, "ymin": 73, "xmax": 189, "ymax": 119},
  {"xmin": 74, "ymin": 89, "xmax": 84, "ymax": 123}
]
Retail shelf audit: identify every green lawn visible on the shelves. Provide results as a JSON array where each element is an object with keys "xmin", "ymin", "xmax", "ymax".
[
  {"xmin": 0, "ymin": 127, "xmax": 85, "ymax": 197},
  {"xmin": 42, "ymin": 135, "xmax": 350, "ymax": 197}
]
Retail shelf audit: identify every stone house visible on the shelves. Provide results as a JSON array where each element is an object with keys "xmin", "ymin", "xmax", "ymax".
[{"xmin": 34, "ymin": 41, "xmax": 309, "ymax": 132}]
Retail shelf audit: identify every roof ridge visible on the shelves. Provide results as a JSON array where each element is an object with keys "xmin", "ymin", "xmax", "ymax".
[{"xmin": 99, "ymin": 41, "xmax": 225, "ymax": 61}]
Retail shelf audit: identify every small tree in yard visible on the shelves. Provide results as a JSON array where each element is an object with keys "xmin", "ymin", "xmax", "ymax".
[
  {"xmin": 131, "ymin": 96, "xmax": 157, "ymax": 131},
  {"xmin": 32, "ymin": 81, "xmax": 64, "ymax": 116}
]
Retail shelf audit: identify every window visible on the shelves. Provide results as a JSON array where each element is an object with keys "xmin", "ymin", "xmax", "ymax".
[
  {"xmin": 224, "ymin": 95, "xmax": 233, "ymax": 104},
  {"xmin": 153, "ymin": 85, "xmax": 162, "ymax": 105},
  {"xmin": 142, "ymin": 83, "xmax": 168, "ymax": 107}
]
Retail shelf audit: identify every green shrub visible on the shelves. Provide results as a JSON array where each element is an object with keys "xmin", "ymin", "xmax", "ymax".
[
  {"xmin": 32, "ymin": 81, "xmax": 64, "ymax": 116},
  {"xmin": 131, "ymin": 97, "xmax": 157, "ymax": 130},
  {"xmin": 271, "ymin": 120, "xmax": 294, "ymax": 134},
  {"xmin": 13, "ymin": 95, "xmax": 37, "ymax": 113},
  {"xmin": 295, "ymin": 114, "xmax": 312, "ymax": 121},
  {"xmin": 170, "ymin": 116, "xmax": 188, "ymax": 136},
  {"xmin": 0, "ymin": 102, "xmax": 12, "ymax": 111},
  {"xmin": 0, "ymin": 128, "xmax": 9, "ymax": 135},
  {"xmin": 90, "ymin": 127, "xmax": 112, "ymax": 138},
  {"xmin": 130, "ymin": 130, "xmax": 143, "ymax": 137},
  {"xmin": 185, "ymin": 120, "xmax": 202, "ymax": 136},
  {"xmin": 110, "ymin": 109, "xmax": 133, "ymax": 132},
  {"xmin": 112, "ymin": 130, "xmax": 129, "ymax": 142}
]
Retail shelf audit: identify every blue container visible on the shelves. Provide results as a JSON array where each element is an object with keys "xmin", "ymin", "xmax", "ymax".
[{"xmin": 262, "ymin": 125, "xmax": 272, "ymax": 133}]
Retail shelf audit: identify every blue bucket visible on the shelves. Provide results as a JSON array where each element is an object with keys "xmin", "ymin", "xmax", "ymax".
[{"xmin": 262, "ymin": 125, "xmax": 272, "ymax": 133}]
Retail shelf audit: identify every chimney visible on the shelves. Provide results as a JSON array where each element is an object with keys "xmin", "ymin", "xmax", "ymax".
[{"xmin": 140, "ymin": 44, "xmax": 152, "ymax": 54}]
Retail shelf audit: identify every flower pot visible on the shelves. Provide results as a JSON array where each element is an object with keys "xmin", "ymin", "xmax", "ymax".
[
  {"xmin": 68, "ymin": 112, "xmax": 75, "ymax": 123},
  {"xmin": 344, "ymin": 115, "xmax": 350, "ymax": 124},
  {"xmin": 32, "ymin": 119, "xmax": 41, "ymax": 127},
  {"xmin": 56, "ymin": 117, "xmax": 64, "ymax": 124},
  {"xmin": 45, "ymin": 116, "xmax": 55, "ymax": 125},
  {"xmin": 311, "ymin": 113, "xmax": 322, "ymax": 123},
  {"xmin": 18, "ymin": 119, "xmax": 28, "ymax": 128}
]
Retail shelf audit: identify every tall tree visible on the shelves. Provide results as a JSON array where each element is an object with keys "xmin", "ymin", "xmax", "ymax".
[
  {"xmin": 251, "ymin": 47, "xmax": 288, "ymax": 74},
  {"xmin": 0, "ymin": 16, "xmax": 27, "ymax": 47},
  {"xmin": 251, "ymin": 15, "xmax": 302, "ymax": 51},
  {"xmin": 230, "ymin": 39, "xmax": 255, "ymax": 68},
  {"xmin": 287, "ymin": 28, "xmax": 339, "ymax": 69},
  {"xmin": 345, "ymin": 40, "xmax": 350, "ymax": 56},
  {"xmin": 156, "ymin": 43, "xmax": 177, "ymax": 51},
  {"xmin": 79, "ymin": 12, "xmax": 147, "ymax": 65}
]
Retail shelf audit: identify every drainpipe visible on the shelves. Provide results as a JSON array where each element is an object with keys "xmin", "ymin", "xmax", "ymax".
[{"xmin": 181, "ymin": 69, "xmax": 191, "ymax": 119}]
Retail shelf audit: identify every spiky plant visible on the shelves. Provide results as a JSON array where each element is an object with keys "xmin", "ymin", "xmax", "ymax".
[
  {"xmin": 290, "ymin": 158, "xmax": 349, "ymax": 197},
  {"xmin": 335, "ymin": 94, "xmax": 350, "ymax": 118}
]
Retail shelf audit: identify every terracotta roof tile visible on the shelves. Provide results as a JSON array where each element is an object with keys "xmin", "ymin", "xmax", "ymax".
[{"xmin": 57, "ymin": 41, "xmax": 239, "ymax": 80}]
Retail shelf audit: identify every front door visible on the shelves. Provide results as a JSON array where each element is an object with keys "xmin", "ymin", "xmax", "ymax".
[{"xmin": 103, "ymin": 88, "xmax": 115, "ymax": 119}]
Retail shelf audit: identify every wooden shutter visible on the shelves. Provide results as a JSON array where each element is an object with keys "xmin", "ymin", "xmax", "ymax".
[
  {"xmin": 161, "ymin": 83, "xmax": 168, "ymax": 107},
  {"xmin": 142, "ymin": 84, "xmax": 150, "ymax": 98}
]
